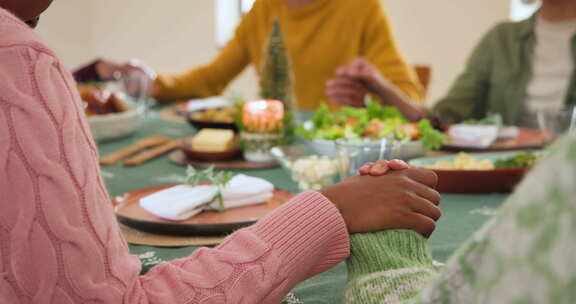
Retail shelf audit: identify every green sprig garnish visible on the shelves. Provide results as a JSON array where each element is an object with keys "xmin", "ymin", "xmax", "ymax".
[{"xmin": 185, "ymin": 166, "xmax": 234, "ymax": 212}]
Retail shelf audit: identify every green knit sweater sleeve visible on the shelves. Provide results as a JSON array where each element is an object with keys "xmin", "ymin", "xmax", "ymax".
[{"xmin": 345, "ymin": 230, "xmax": 438, "ymax": 304}]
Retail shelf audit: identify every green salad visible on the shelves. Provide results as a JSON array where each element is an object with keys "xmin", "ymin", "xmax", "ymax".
[
  {"xmin": 495, "ymin": 151, "xmax": 541, "ymax": 169},
  {"xmin": 295, "ymin": 100, "xmax": 447, "ymax": 150}
]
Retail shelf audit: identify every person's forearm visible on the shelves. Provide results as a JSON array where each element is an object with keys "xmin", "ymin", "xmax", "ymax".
[
  {"xmin": 345, "ymin": 230, "xmax": 437, "ymax": 304},
  {"xmin": 141, "ymin": 191, "xmax": 350, "ymax": 303},
  {"xmin": 373, "ymin": 82, "xmax": 428, "ymax": 122}
]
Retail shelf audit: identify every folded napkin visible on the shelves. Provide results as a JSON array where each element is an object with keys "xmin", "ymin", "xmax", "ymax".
[
  {"xmin": 219, "ymin": 174, "xmax": 274, "ymax": 209},
  {"xmin": 139, "ymin": 175, "xmax": 274, "ymax": 221},
  {"xmin": 187, "ymin": 96, "xmax": 232, "ymax": 113},
  {"xmin": 448, "ymin": 124, "xmax": 499, "ymax": 148},
  {"xmin": 498, "ymin": 126, "xmax": 519, "ymax": 139}
]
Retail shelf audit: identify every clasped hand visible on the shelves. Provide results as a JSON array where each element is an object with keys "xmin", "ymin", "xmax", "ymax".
[{"xmin": 321, "ymin": 159, "xmax": 441, "ymax": 237}]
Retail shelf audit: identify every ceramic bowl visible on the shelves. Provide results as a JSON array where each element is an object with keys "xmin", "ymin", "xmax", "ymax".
[
  {"xmin": 409, "ymin": 152, "xmax": 533, "ymax": 194},
  {"xmin": 87, "ymin": 103, "xmax": 139, "ymax": 142}
]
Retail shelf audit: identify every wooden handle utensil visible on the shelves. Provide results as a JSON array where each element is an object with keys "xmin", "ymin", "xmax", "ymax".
[
  {"xmin": 100, "ymin": 136, "xmax": 172, "ymax": 165},
  {"xmin": 123, "ymin": 140, "xmax": 182, "ymax": 166}
]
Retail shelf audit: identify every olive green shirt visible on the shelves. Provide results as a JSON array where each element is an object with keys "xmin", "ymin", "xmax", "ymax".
[{"xmin": 433, "ymin": 15, "xmax": 576, "ymax": 125}]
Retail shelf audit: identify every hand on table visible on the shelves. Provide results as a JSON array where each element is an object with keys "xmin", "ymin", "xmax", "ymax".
[
  {"xmin": 321, "ymin": 160, "xmax": 441, "ymax": 237},
  {"xmin": 326, "ymin": 57, "xmax": 391, "ymax": 107}
]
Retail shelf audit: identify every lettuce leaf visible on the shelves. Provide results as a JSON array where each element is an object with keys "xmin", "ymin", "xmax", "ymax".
[
  {"xmin": 418, "ymin": 119, "xmax": 447, "ymax": 150},
  {"xmin": 311, "ymin": 103, "xmax": 333, "ymax": 129},
  {"xmin": 300, "ymin": 100, "xmax": 447, "ymax": 150}
]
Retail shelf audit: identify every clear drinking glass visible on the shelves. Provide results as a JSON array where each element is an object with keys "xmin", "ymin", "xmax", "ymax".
[
  {"xmin": 533, "ymin": 107, "xmax": 576, "ymax": 145},
  {"xmin": 121, "ymin": 69, "xmax": 154, "ymax": 118},
  {"xmin": 336, "ymin": 138, "xmax": 400, "ymax": 179}
]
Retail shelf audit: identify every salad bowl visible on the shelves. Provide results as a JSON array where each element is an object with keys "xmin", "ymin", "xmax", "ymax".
[
  {"xmin": 307, "ymin": 138, "xmax": 424, "ymax": 160},
  {"xmin": 296, "ymin": 101, "xmax": 445, "ymax": 160}
]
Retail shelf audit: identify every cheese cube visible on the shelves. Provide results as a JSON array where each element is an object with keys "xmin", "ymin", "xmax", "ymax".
[{"xmin": 191, "ymin": 128, "xmax": 235, "ymax": 152}]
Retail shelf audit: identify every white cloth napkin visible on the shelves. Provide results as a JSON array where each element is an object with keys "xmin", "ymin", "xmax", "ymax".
[
  {"xmin": 448, "ymin": 124, "xmax": 499, "ymax": 148},
  {"xmin": 498, "ymin": 126, "xmax": 519, "ymax": 139},
  {"xmin": 186, "ymin": 96, "xmax": 232, "ymax": 113},
  {"xmin": 218, "ymin": 174, "xmax": 274, "ymax": 209},
  {"xmin": 139, "ymin": 175, "xmax": 274, "ymax": 221}
]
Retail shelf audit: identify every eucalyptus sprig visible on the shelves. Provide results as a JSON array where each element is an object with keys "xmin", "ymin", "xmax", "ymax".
[{"xmin": 185, "ymin": 166, "xmax": 234, "ymax": 212}]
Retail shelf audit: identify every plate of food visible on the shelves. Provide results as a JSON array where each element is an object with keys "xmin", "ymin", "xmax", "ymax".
[
  {"xmin": 186, "ymin": 106, "xmax": 239, "ymax": 131},
  {"xmin": 170, "ymin": 128, "xmax": 278, "ymax": 169},
  {"xmin": 174, "ymin": 96, "xmax": 233, "ymax": 114},
  {"xmin": 181, "ymin": 129, "xmax": 241, "ymax": 161},
  {"xmin": 114, "ymin": 169, "xmax": 294, "ymax": 235},
  {"xmin": 172, "ymin": 97, "xmax": 239, "ymax": 130},
  {"xmin": 409, "ymin": 151, "xmax": 541, "ymax": 193},
  {"xmin": 441, "ymin": 114, "xmax": 544, "ymax": 152},
  {"xmin": 296, "ymin": 100, "xmax": 447, "ymax": 160},
  {"xmin": 442, "ymin": 126, "xmax": 543, "ymax": 152},
  {"xmin": 80, "ymin": 85, "xmax": 139, "ymax": 142}
]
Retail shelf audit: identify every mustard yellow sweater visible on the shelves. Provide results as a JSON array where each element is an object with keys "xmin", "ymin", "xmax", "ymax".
[{"xmin": 155, "ymin": 0, "xmax": 423, "ymax": 110}]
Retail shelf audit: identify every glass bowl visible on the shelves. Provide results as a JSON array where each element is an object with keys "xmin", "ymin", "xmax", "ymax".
[
  {"xmin": 270, "ymin": 146, "xmax": 339, "ymax": 191},
  {"xmin": 335, "ymin": 138, "xmax": 400, "ymax": 179}
]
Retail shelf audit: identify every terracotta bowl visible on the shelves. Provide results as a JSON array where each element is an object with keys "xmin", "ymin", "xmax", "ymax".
[
  {"xmin": 409, "ymin": 152, "xmax": 533, "ymax": 194},
  {"xmin": 427, "ymin": 167, "xmax": 528, "ymax": 194},
  {"xmin": 181, "ymin": 136, "xmax": 240, "ymax": 161}
]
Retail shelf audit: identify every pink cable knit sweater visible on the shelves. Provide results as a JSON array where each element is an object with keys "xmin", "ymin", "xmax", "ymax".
[{"xmin": 0, "ymin": 8, "xmax": 349, "ymax": 303}]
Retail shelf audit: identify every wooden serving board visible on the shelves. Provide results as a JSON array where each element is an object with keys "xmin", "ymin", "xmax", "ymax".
[
  {"xmin": 169, "ymin": 150, "xmax": 278, "ymax": 170},
  {"xmin": 114, "ymin": 184, "xmax": 294, "ymax": 236}
]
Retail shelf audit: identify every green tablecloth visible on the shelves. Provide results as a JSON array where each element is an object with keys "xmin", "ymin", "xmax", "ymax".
[{"xmin": 98, "ymin": 111, "xmax": 507, "ymax": 303}]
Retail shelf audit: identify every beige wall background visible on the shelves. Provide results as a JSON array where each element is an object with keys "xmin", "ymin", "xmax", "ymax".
[{"xmin": 37, "ymin": 0, "xmax": 511, "ymax": 105}]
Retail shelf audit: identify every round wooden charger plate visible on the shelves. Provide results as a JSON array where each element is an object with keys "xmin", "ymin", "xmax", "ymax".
[
  {"xmin": 120, "ymin": 224, "xmax": 224, "ymax": 247},
  {"xmin": 114, "ymin": 184, "xmax": 294, "ymax": 236},
  {"xmin": 169, "ymin": 150, "xmax": 278, "ymax": 169},
  {"xmin": 442, "ymin": 128, "xmax": 543, "ymax": 152}
]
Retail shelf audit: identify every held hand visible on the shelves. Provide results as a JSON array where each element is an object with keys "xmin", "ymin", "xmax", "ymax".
[
  {"xmin": 321, "ymin": 168, "xmax": 441, "ymax": 237},
  {"xmin": 326, "ymin": 76, "xmax": 367, "ymax": 107},
  {"xmin": 96, "ymin": 59, "xmax": 156, "ymax": 98},
  {"xmin": 359, "ymin": 159, "xmax": 415, "ymax": 176},
  {"xmin": 326, "ymin": 57, "xmax": 392, "ymax": 107},
  {"xmin": 337, "ymin": 57, "xmax": 390, "ymax": 93},
  {"xmin": 120, "ymin": 59, "xmax": 156, "ymax": 98}
]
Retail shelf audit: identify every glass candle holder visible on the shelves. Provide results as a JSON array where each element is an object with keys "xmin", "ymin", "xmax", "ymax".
[
  {"xmin": 241, "ymin": 99, "xmax": 285, "ymax": 162},
  {"xmin": 242, "ymin": 99, "xmax": 284, "ymax": 133}
]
